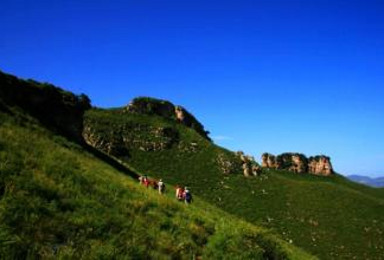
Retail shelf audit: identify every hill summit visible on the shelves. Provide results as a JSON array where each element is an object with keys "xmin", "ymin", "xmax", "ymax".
[{"xmin": 125, "ymin": 97, "xmax": 211, "ymax": 141}]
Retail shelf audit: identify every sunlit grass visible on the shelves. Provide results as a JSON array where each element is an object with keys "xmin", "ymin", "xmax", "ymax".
[
  {"xmin": 86, "ymin": 108, "xmax": 384, "ymax": 259},
  {"xmin": 0, "ymin": 111, "xmax": 312, "ymax": 259}
]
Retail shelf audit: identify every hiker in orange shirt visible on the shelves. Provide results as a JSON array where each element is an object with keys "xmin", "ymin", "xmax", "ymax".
[{"xmin": 175, "ymin": 185, "xmax": 184, "ymax": 201}]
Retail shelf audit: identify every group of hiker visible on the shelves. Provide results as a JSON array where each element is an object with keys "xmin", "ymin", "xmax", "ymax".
[
  {"xmin": 138, "ymin": 175, "xmax": 166, "ymax": 194},
  {"xmin": 138, "ymin": 175, "xmax": 193, "ymax": 204},
  {"xmin": 175, "ymin": 185, "xmax": 193, "ymax": 204}
]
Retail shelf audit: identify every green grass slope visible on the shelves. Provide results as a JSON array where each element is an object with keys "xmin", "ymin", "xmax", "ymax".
[
  {"xmin": 0, "ymin": 109, "xmax": 311, "ymax": 258},
  {"xmin": 85, "ymin": 107, "xmax": 384, "ymax": 259}
]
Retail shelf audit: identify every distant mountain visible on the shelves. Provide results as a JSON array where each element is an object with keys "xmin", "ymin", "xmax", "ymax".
[{"xmin": 347, "ymin": 175, "xmax": 384, "ymax": 188}]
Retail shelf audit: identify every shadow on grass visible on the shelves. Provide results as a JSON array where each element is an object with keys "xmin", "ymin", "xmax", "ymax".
[{"xmin": 80, "ymin": 142, "xmax": 139, "ymax": 180}]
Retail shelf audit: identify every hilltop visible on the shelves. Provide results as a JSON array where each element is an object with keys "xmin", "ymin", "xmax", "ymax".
[{"xmin": 1, "ymin": 70, "xmax": 384, "ymax": 259}]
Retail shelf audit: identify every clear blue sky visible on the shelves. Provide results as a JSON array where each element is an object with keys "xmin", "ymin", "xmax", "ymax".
[{"xmin": 1, "ymin": 0, "xmax": 384, "ymax": 177}]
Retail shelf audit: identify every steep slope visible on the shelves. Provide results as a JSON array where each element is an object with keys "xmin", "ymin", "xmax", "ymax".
[
  {"xmin": 0, "ymin": 72, "xmax": 311, "ymax": 259},
  {"xmin": 85, "ymin": 106, "xmax": 384, "ymax": 259}
]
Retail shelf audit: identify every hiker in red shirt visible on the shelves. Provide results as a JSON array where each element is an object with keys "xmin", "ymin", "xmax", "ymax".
[
  {"xmin": 143, "ymin": 177, "xmax": 150, "ymax": 188},
  {"xmin": 175, "ymin": 185, "xmax": 184, "ymax": 201}
]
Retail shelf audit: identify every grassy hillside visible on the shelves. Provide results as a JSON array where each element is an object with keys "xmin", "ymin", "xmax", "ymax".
[
  {"xmin": 0, "ymin": 108, "xmax": 311, "ymax": 258},
  {"xmin": 2, "ymin": 71, "xmax": 383, "ymax": 259},
  {"xmin": 85, "ymin": 107, "xmax": 384, "ymax": 259}
]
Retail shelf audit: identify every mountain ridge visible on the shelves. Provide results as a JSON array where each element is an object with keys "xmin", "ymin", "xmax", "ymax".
[{"xmin": 347, "ymin": 175, "xmax": 384, "ymax": 188}]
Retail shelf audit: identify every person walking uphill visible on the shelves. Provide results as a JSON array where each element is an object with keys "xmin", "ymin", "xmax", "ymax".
[
  {"xmin": 175, "ymin": 185, "xmax": 184, "ymax": 201},
  {"xmin": 143, "ymin": 176, "xmax": 150, "ymax": 188},
  {"xmin": 158, "ymin": 179, "xmax": 165, "ymax": 195},
  {"xmin": 138, "ymin": 175, "xmax": 145, "ymax": 185},
  {"xmin": 183, "ymin": 187, "xmax": 193, "ymax": 204},
  {"xmin": 139, "ymin": 175, "xmax": 149, "ymax": 186}
]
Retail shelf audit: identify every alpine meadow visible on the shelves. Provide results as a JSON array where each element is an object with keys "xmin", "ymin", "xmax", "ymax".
[{"xmin": 1, "ymin": 70, "xmax": 383, "ymax": 259}]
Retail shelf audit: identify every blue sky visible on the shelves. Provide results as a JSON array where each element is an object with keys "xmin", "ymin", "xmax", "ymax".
[{"xmin": 1, "ymin": 0, "xmax": 384, "ymax": 177}]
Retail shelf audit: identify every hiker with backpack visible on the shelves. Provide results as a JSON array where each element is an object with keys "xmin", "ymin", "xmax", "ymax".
[
  {"xmin": 158, "ymin": 179, "xmax": 165, "ymax": 195},
  {"xmin": 183, "ymin": 187, "xmax": 193, "ymax": 204},
  {"xmin": 175, "ymin": 185, "xmax": 184, "ymax": 201}
]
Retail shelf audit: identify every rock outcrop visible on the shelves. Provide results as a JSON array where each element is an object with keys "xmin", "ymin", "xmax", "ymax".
[
  {"xmin": 261, "ymin": 152, "xmax": 333, "ymax": 176},
  {"xmin": 83, "ymin": 124, "xmax": 179, "ymax": 156},
  {"xmin": 262, "ymin": 153, "xmax": 277, "ymax": 168},
  {"xmin": 217, "ymin": 153, "xmax": 241, "ymax": 175},
  {"xmin": 308, "ymin": 156, "xmax": 333, "ymax": 176},
  {"xmin": 237, "ymin": 151, "xmax": 261, "ymax": 177},
  {"xmin": 275, "ymin": 153, "xmax": 308, "ymax": 173},
  {"xmin": 216, "ymin": 151, "xmax": 261, "ymax": 176},
  {"xmin": 0, "ymin": 71, "xmax": 91, "ymax": 142},
  {"xmin": 125, "ymin": 97, "xmax": 211, "ymax": 141}
]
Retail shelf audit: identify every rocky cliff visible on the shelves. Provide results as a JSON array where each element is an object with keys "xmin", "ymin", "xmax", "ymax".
[
  {"xmin": 83, "ymin": 122, "xmax": 180, "ymax": 156},
  {"xmin": 125, "ymin": 97, "xmax": 211, "ymax": 141},
  {"xmin": 262, "ymin": 153, "xmax": 277, "ymax": 168},
  {"xmin": 237, "ymin": 151, "xmax": 262, "ymax": 177},
  {"xmin": 216, "ymin": 151, "xmax": 261, "ymax": 177},
  {"xmin": 0, "ymin": 71, "xmax": 91, "ymax": 142},
  {"xmin": 307, "ymin": 155, "xmax": 333, "ymax": 175},
  {"xmin": 261, "ymin": 152, "xmax": 333, "ymax": 176}
]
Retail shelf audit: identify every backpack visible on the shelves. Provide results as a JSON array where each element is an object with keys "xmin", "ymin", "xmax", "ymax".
[{"xmin": 185, "ymin": 191, "xmax": 192, "ymax": 202}]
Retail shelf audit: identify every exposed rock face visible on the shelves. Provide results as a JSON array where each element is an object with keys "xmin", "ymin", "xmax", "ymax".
[
  {"xmin": 252, "ymin": 165, "xmax": 262, "ymax": 176},
  {"xmin": 217, "ymin": 153, "xmax": 242, "ymax": 175},
  {"xmin": 125, "ymin": 97, "xmax": 211, "ymax": 141},
  {"xmin": 291, "ymin": 154, "xmax": 307, "ymax": 173},
  {"xmin": 276, "ymin": 153, "xmax": 308, "ymax": 173},
  {"xmin": 175, "ymin": 106, "xmax": 185, "ymax": 122},
  {"xmin": 83, "ymin": 127, "xmax": 129, "ymax": 156},
  {"xmin": 83, "ymin": 124, "xmax": 179, "ymax": 156},
  {"xmin": 126, "ymin": 97, "xmax": 175, "ymax": 118},
  {"xmin": 261, "ymin": 152, "xmax": 333, "ymax": 176},
  {"xmin": 308, "ymin": 156, "xmax": 333, "ymax": 176},
  {"xmin": 262, "ymin": 153, "xmax": 276, "ymax": 168},
  {"xmin": 0, "ymin": 71, "xmax": 91, "ymax": 142},
  {"xmin": 238, "ymin": 151, "xmax": 261, "ymax": 177},
  {"xmin": 216, "ymin": 151, "xmax": 260, "ymax": 176}
]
